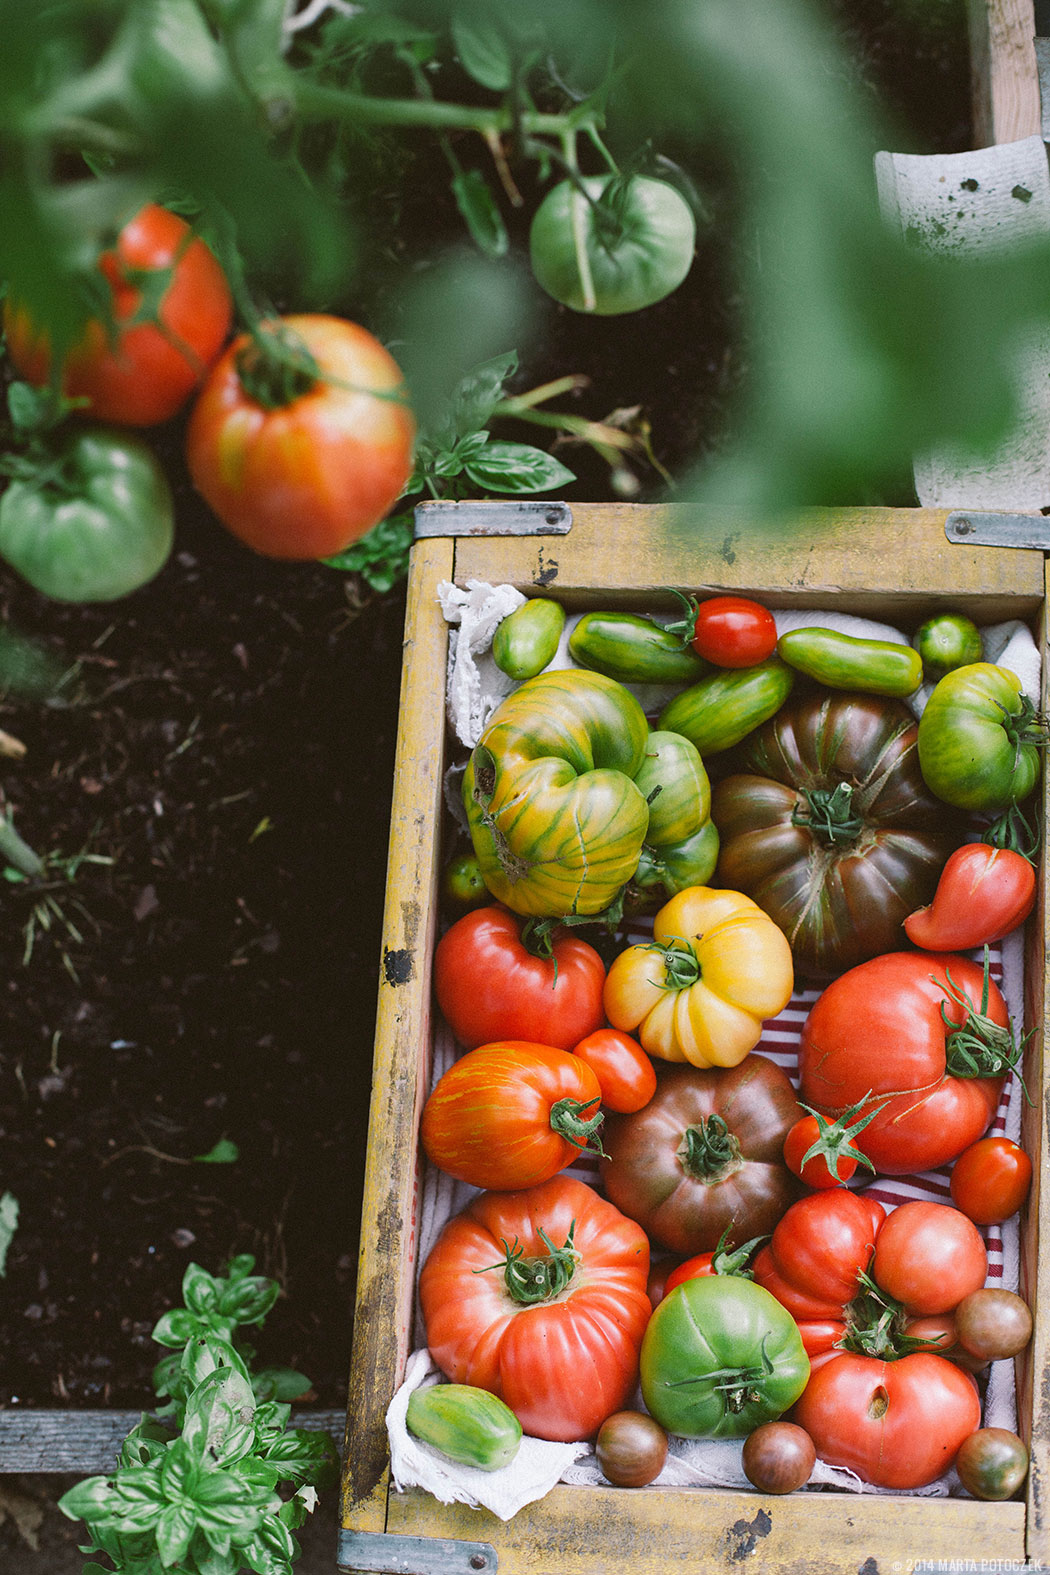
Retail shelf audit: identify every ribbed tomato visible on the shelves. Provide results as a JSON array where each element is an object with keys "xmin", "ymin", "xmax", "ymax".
[
  {"xmin": 798, "ymin": 950, "xmax": 1010, "ymax": 1174},
  {"xmin": 711, "ymin": 692, "xmax": 961, "ymax": 977},
  {"xmin": 419, "ymin": 1175, "xmax": 651, "ymax": 1441},
  {"xmin": 420, "ymin": 1041, "xmax": 605, "ymax": 1190}
]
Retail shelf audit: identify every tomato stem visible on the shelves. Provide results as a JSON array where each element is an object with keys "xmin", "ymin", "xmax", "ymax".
[
  {"xmin": 983, "ymin": 800, "xmax": 1041, "ymax": 862},
  {"xmin": 677, "ymin": 1114, "xmax": 743, "ymax": 1181},
  {"xmin": 795, "ymin": 1092, "xmax": 885, "ymax": 1182},
  {"xmin": 549, "ymin": 1095, "xmax": 608, "ymax": 1159},
  {"xmin": 474, "ymin": 1223, "xmax": 579, "ymax": 1304},
  {"xmin": 791, "ymin": 782, "xmax": 864, "ymax": 846},
  {"xmin": 235, "ymin": 321, "xmax": 321, "ymax": 409},
  {"xmin": 939, "ymin": 948, "xmax": 1033, "ymax": 1102},
  {"xmin": 651, "ymin": 935, "xmax": 700, "ymax": 991}
]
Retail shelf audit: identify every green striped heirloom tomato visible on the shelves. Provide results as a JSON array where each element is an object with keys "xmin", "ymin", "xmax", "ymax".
[
  {"xmin": 187, "ymin": 314, "xmax": 415, "ymax": 560},
  {"xmin": 0, "ymin": 427, "xmax": 174, "ymax": 602},
  {"xmin": 462, "ymin": 669, "xmax": 651, "ymax": 917},
  {"xmin": 433, "ymin": 905, "xmax": 606, "ymax": 1049},
  {"xmin": 711, "ymin": 692, "xmax": 960, "ymax": 977},
  {"xmin": 492, "ymin": 598, "xmax": 566, "ymax": 681},
  {"xmin": 568, "ymin": 611, "xmax": 708, "ymax": 684},
  {"xmin": 603, "ymin": 885, "xmax": 794, "ymax": 1069},
  {"xmin": 777, "ymin": 628, "xmax": 923, "ymax": 698},
  {"xmin": 420, "ymin": 1041, "xmax": 606, "ymax": 1190},
  {"xmin": 629, "ymin": 729, "xmax": 720, "ymax": 905},
  {"xmin": 913, "ymin": 613, "xmax": 983, "ymax": 677},
  {"xmin": 529, "ymin": 174, "xmax": 695, "ymax": 316},
  {"xmin": 419, "ymin": 1174, "xmax": 651, "ymax": 1441},
  {"xmin": 4, "ymin": 204, "xmax": 233, "ymax": 427},
  {"xmin": 917, "ymin": 663, "xmax": 1045, "ymax": 811},
  {"xmin": 640, "ymin": 1276, "xmax": 809, "ymax": 1438}
]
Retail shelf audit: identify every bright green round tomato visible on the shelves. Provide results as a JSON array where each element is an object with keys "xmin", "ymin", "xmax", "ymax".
[
  {"xmin": 640, "ymin": 1275, "xmax": 809, "ymax": 1438},
  {"xmin": 529, "ymin": 175, "xmax": 695, "ymax": 316},
  {"xmin": 913, "ymin": 613, "xmax": 983, "ymax": 676},
  {"xmin": 441, "ymin": 851, "xmax": 490, "ymax": 913},
  {"xmin": 917, "ymin": 662, "xmax": 1044, "ymax": 811},
  {"xmin": 0, "ymin": 427, "xmax": 174, "ymax": 602}
]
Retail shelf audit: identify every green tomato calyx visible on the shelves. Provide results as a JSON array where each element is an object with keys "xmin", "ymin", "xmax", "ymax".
[
  {"xmin": 791, "ymin": 782, "xmax": 864, "ymax": 847},
  {"xmin": 236, "ymin": 321, "xmax": 321, "ymax": 410},
  {"xmin": 795, "ymin": 1093, "xmax": 885, "ymax": 1182},
  {"xmin": 652, "ymin": 935, "xmax": 700, "ymax": 990},
  {"xmin": 475, "ymin": 1224, "xmax": 580, "ymax": 1305},
  {"xmin": 677, "ymin": 1114, "xmax": 742, "ymax": 1182},
  {"xmin": 549, "ymin": 1095, "xmax": 608, "ymax": 1159},
  {"xmin": 668, "ymin": 1333, "xmax": 777, "ymax": 1415},
  {"xmin": 940, "ymin": 948, "xmax": 1033, "ymax": 1100}
]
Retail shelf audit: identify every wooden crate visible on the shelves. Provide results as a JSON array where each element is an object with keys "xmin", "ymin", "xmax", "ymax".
[{"xmin": 337, "ymin": 502, "xmax": 1050, "ymax": 1574}]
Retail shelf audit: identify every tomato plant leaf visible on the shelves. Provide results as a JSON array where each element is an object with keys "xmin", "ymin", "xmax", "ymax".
[
  {"xmin": 450, "ymin": 7, "xmax": 515, "ymax": 90},
  {"xmin": 464, "ymin": 440, "xmax": 576, "ymax": 493},
  {"xmin": 451, "ymin": 167, "xmax": 511, "ymax": 259}
]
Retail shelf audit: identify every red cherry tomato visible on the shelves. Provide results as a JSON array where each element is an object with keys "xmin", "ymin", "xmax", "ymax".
[
  {"xmin": 690, "ymin": 597, "xmax": 778, "ymax": 667},
  {"xmin": 571, "ymin": 1029, "xmax": 657, "ymax": 1113},
  {"xmin": 950, "ymin": 1136, "xmax": 1032, "ymax": 1225},
  {"xmin": 783, "ymin": 1116, "xmax": 854, "ymax": 1188},
  {"xmin": 5, "ymin": 205, "xmax": 232, "ymax": 426}
]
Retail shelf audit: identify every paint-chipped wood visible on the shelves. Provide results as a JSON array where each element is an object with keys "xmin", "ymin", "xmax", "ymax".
[
  {"xmin": 970, "ymin": 0, "xmax": 1040, "ymax": 146},
  {"xmin": 339, "ymin": 505, "xmax": 1050, "ymax": 1568},
  {"xmin": 339, "ymin": 535, "xmax": 453, "ymax": 1529},
  {"xmin": 384, "ymin": 1483, "xmax": 1027, "ymax": 1573}
]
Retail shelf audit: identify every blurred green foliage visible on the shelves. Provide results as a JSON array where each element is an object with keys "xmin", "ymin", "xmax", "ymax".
[{"xmin": 1, "ymin": 0, "xmax": 1047, "ymax": 518}]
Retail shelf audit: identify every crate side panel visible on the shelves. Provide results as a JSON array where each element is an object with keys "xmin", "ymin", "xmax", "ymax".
[
  {"xmin": 340, "ymin": 537, "xmax": 453, "ymax": 1530},
  {"xmin": 452, "ymin": 504, "xmax": 1044, "ymax": 619},
  {"xmin": 970, "ymin": 0, "xmax": 1040, "ymax": 146},
  {"xmin": 386, "ymin": 1483, "xmax": 1025, "ymax": 1573}
]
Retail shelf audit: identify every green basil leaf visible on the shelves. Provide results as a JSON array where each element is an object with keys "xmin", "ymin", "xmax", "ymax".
[
  {"xmin": 0, "ymin": 1191, "xmax": 17, "ymax": 1276},
  {"xmin": 218, "ymin": 1276, "xmax": 278, "ymax": 1324},
  {"xmin": 262, "ymin": 1429, "xmax": 340, "ymax": 1490},
  {"xmin": 252, "ymin": 1367, "xmax": 309, "ymax": 1403},
  {"xmin": 156, "ymin": 1502, "xmax": 196, "ymax": 1568},
  {"xmin": 451, "ymin": 168, "xmax": 509, "ymax": 259},
  {"xmin": 181, "ymin": 1332, "xmax": 251, "ymax": 1395},
  {"xmin": 119, "ymin": 1416, "xmax": 175, "ymax": 1468},
  {"xmin": 58, "ymin": 1477, "xmax": 118, "ymax": 1523},
  {"xmin": 447, "ymin": 351, "xmax": 519, "ymax": 437},
  {"xmin": 182, "ymin": 1264, "xmax": 222, "ymax": 1318},
  {"xmin": 183, "ymin": 1368, "xmax": 257, "ymax": 1466},
  {"xmin": 191, "ymin": 1540, "xmax": 240, "ymax": 1575},
  {"xmin": 450, "ymin": 8, "xmax": 513, "ymax": 90},
  {"xmin": 464, "ymin": 441, "xmax": 576, "ymax": 494},
  {"xmin": 152, "ymin": 1308, "xmax": 202, "ymax": 1349},
  {"xmin": 151, "ymin": 1352, "xmax": 185, "ymax": 1401},
  {"xmin": 251, "ymin": 1398, "xmax": 293, "ymax": 1433}
]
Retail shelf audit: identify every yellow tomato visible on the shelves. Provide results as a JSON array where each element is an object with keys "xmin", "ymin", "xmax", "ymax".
[{"xmin": 603, "ymin": 886, "xmax": 794, "ymax": 1069}]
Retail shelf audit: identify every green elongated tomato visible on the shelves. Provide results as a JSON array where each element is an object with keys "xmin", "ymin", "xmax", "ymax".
[
  {"xmin": 918, "ymin": 662, "xmax": 1045, "ymax": 811},
  {"xmin": 492, "ymin": 598, "xmax": 566, "ymax": 680},
  {"xmin": 529, "ymin": 175, "xmax": 696, "ymax": 316},
  {"xmin": 777, "ymin": 628, "xmax": 923, "ymax": 698},
  {"xmin": 657, "ymin": 658, "xmax": 795, "ymax": 756},
  {"xmin": 640, "ymin": 1275, "xmax": 810, "ymax": 1438},
  {"xmin": 463, "ymin": 669, "xmax": 651, "ymax": 916},
  {"xmin": 0, "ymin": 427, "xmax": 174, "ymax": 602},
  {"xmin": 406, "ymin": 1384, "xmax": 522, "ymax": 1471},
  {"xmin": 569, "ymin": 611, "xmax": 708, "ymax": 684}
]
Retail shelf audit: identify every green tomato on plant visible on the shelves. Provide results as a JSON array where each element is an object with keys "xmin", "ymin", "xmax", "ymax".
[{"xmin": 529, "ymin": 174, "xmax": 696, "ymax": 316}]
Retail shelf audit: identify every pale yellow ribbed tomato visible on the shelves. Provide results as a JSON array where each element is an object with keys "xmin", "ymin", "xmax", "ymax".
[{"xmin": 603, "ymin": 886, "xmax": 794, "ymax": 1068}]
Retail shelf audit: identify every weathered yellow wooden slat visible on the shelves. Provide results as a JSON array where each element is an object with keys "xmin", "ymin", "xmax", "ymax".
[
  {"xmin": 451, "ymin": 503, "xmax": 1045, "ymax": 622},
  {"xmin": 386, "ymin": 1483, "xmax": 1026, "ymax": 1573},
  {"xmin": 339, "ymin": 534, "xmax": 454, "ymax": 1532},
  {"xmin": 970, "ymin": 0, "xmax": 1040, "ymax": 147}
]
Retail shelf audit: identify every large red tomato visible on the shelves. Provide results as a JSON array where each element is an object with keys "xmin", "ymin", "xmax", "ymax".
[
  {"xmin": 5, "ymin": 205, "xmax": 232, "ymax": 426},
  {"xmin": 186, "ymin": 314, "xmax": 415, "ymax": 559},
  {"xmin": 419, "ymin": 1175, "xmax": 651, "ymax": 1441},
  {"xmin": 798, "ymin": 950, "xmax": 1010, "ymax": 1174},
  {"xmin": 434, "ymin": 906, "xmax": 606, "ymax": 1050},
  {"xmin": 794, "ymin": 1352, "xmax": 980, "ymax": 1489}
]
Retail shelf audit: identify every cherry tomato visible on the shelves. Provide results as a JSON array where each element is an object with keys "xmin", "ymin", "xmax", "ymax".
[
  {"xmin": 690, "ymin": 597, "xmax": 778, "ymax": 668},
  {"xmin": 440, "ymin": 850, "xmax": 490, "ymax": 914},
  {"xmin": 742, "ymin": 1421, "xmax": 816, "ymax": 1494},
  {"xmin": 5, "ymin": 205, "xmax": 233, "ymax": 426},
  {"xmin": 571, "ymin": 1029, "xmax": 656, "ymax": 1113},
  {"xmin": 871, "ymin": 1201, "xmax": 987, "ymax": 1317},
  {"xmin": 953, "ymin": 1289, "xmax": 1033, "ymax": 1362},
  {"xmin": 595, "ymin": 1410, "xmax": 668, "ymax": 1486},
  {"xmin": 781, "ymin": 1095, "xmax": 880, "ymax": 1189},
  {"xmin": 950, "ymin": 1136, "xmax": 1032, "ymax": 1225},
  {"xmin": 956, "ymin": 1429, "xmax": 1029, "ymax": 1501}
]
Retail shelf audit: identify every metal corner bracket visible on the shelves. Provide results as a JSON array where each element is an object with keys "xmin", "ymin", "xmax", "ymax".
[
  {"xmin": 945, "ymin": 510, "xmax": 1050, "ymax": 550},
  {"xmin": 414, "ymin": 500, "xmax": 572, "ymax": 538},
  {"xmin": 337, "ymin": 1528, "xmax": 498, "ymax": 1574}
]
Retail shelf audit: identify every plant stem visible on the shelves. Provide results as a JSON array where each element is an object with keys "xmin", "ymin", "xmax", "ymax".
[
  {"xmin": 292, "ymin": 80, "xmax": 576, "ymax": 138},
  {"xmin": 0, "ymin": 817, "xmax": 45, "ymax": 880}
]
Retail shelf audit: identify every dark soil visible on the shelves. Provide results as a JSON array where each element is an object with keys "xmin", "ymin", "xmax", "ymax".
[{"xmin": 0, "ymin": 0, "xmax": 971, "ymax": 1416}]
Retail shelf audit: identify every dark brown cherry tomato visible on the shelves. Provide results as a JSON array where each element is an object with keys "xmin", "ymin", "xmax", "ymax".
[
  {"xmin": 595, "ymin": 1410, "xmax": 669, "ymax": 1487},
  {"xmin": 742, "ymin": 1421, "xmax": 816, "ymax": 1494},
  {"xmin": 950, "ymin": 1136, "xmax": 1032, "ymax": 1225},
  {"xmin": 571, "ymin": 1029, "xmax": 657, "ymax": 1114},
  {"xmin": 953, "ymin": 1288, "xmax": 1033, "ymax": 1362},
  {"xmin": 956, "ymin": 1428, "xmax": 1029, "ymax": 1501}
]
